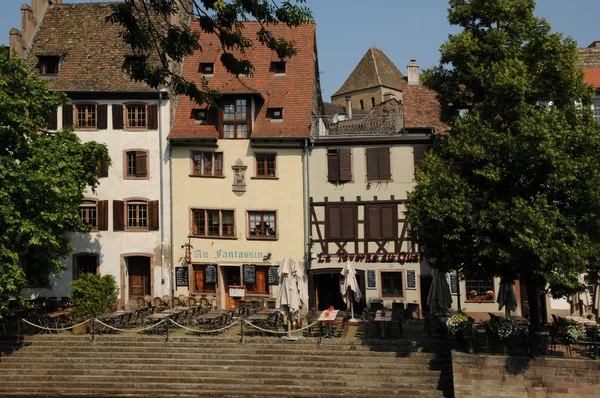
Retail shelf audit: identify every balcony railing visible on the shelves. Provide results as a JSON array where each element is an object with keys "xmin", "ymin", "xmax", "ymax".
[{"xmin": 312, "ymin": 113, "xmax": 404, "ymax": 137}]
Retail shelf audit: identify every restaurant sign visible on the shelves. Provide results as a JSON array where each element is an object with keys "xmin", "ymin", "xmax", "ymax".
[
  {"xmin": 316, "ymin": 252, "xmax": 420, "ymax": 264},
  {"xmin": 194, "ymin": 249, "xmax": 263, "ymax": 260}
]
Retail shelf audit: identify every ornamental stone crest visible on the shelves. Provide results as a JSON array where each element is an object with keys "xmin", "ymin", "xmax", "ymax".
[{"xmin": 232, "ymin": 158, "xmax": 247, "ymax": 196}]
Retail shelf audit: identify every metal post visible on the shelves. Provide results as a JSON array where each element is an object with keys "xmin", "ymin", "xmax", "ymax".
[
  {"xmin": 17, "ymin": 318, "xmax": 21, "ymax": 344},
  {"xmin": 165, "ymin": 318, "xmax": 169, "ymax": 343},
  {"xmin": 363, "ymin": 321, "xmax": 368, "ymax": 345},
  {"xmin": 593, "ymin": 326, "xmax": 599, "ymax": 360},
  {"xmin": 90, "ymin": 316, "xmax": 95, "ymax": 343},
  {"xmin": 318, "ymin": 321, "xmax": 322, "ymax": 345},
  {"xmin": 240, "ymin": 319, "xmax": 245, "ymax": 344}
]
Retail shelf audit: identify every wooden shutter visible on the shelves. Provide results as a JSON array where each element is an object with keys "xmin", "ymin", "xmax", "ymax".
[
  {"xmin": 135, "ymin": 151, "xmax": 148, "ymax": 177},
  {"xmin": 148, "ymin": 200, "xmax": 159, "ymax": 231},
  {"xmin": 326, "ymin": 206, "xmax": 342, "ymax": 239},
  {"xmin": 327, "ymin": 150, "xmax": 340, "ymax": 182},
  {"xmin": 341, "ymin": 206, "xmax": 357, "ymax": 239},
  {"xmin": 47, "ymin": 111, "xmax": 58, "ymax": 130},
  {"xmin": 62, "ymin": 104, "xmax": 73, "ymax": 128},
  {"xmin": 98, "ymin": 160, "xmax": 108, "ymax": 178},
  {"xmin": 98, "ymin": 200, "xmax": 108, "ymax": 231},
  {"xmin": 148, "ymin": 104, "xmax": 158, "ymax": 129},
  {"xmin": 380, "ymin": 205, "xmax": 397, "ymax": 239},
  {"xmin": 97, "ymin": 104, "xmax": 108, "ymax": 130},
  {"xmin": 339, "ymin": 149, "xmax": 352, "ymax": 182},
  {"xmin": 195, "ymin": 268, "xmax": 205, "ymax": 291},
  {"xmin": 112, "ymin": 104, "xmax": 123, "ymax": 129},
  {"xmin": 378, "ymin": 148, "xmax": 391, "ymax": 180},
  {"xmin": 113, "ymin": 200, "xmax": 124, "ymax": 231},
  {"xmin": 366, "ymin": 148, "xmax": 379, "ymax": 181},
  {"xmin": 256, "ymin": 268, "xmax": 267, "ymax": 294},
  {"xmin": 413, "ymin": 146, "xmax": 426, "ymax": 176},
  {"xmin": 366, "ymin": 206, "xmax": 381, "ymax": 239}
]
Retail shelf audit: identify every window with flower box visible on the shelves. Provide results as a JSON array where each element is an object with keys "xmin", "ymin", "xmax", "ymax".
[
  {"xmin": 248, "ymin": 211, "xmax": 276, "ymax": 239},
  {"xmin": 465, "ymin": 279, "xmax": 494, "ymax": 301}
]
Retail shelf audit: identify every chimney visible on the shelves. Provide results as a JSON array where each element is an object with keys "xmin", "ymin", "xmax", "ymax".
[
  {"xmin": 9, "ymin": 28, "xmax": 24, "ymax": 58},
  {"xmin": 345, "ymin": 96, "xmax": 352, "ymax": 117},
  {"xmin": 407, "ymin": 59, "xmax": 420, "ymax": 86},
  {"xmin": 588, "ymin": 41, "xmax": 600, "ymax": 49},
  {"xmin": 17, "ymin": 0, "xmax": 59, "ymax": 55}
]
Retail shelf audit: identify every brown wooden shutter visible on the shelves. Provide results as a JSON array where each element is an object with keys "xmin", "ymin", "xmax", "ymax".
[
  {"xmin": 148, "ymin": 200, "xmax": 159, "ymax": 231},
  {"xmin": 148, "ymin": 104, "xmax": 158, "ymax": 129},
  {"xmin": 326, "ymin": 206, "xmax": 342, "ymax": 239},
  {"xmin": 381, "ymin": 205, "xmax": 397, "ymax": 239},
  {"xmin": 327, "ymin": 150, "xmax": 340, "ymax": 182},
  {"xmin": 47, "ymin": 111, "xmax": 58, "ymax": 130},
  {"xmin": 339, "ymin": 149, "xmax": 352, "ymax": 182},
  {"xmin": 195, "ymin": 268, "xmax": 205, "ymax": 291},
  {"xmin": 112, "ymin": 104, "xmax": 123, "ymax": 129},
  {"xmin": 366, "ymin": 206, "xmax": 381, "ymax": 239},
  {"xmin": 62, "ymin": 104, "xmax": 73, "ymax": 128},
  {"xmin": 135, "ymin": 151, "xmax": 148, "ymax": 177},
  {"xmin": 98, "ymin": 200, "xmax": 108, "ymax": 231},
  {"xmin": 97, "ymin": 104, "xmax": 108, "ymax": 130},
  {"xmin": 98, "ymin": 160, "xmax": 108, "ymax": 178},
  {"xmin": 378, "ymin": 148, "xmax": 391, "ymax": 180},
  {"xmin": 341, "ymin": 206, "xmax": 356, "ymax": 239},
  {"xmin": 366, "ymin": 148, "xmax": 379, "ymax": 181},
  {"xmin": 113, "ymin": 200, "xmax": 124, "ymax": 231}
]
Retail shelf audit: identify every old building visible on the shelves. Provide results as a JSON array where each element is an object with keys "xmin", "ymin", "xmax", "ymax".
[
  {"xmin": 168, "ymin": 22, "xmax": 321, "ymax": 308},
  {"xmin": 12, "ymin": 1, "xmax": 172, "ymax": 307}
]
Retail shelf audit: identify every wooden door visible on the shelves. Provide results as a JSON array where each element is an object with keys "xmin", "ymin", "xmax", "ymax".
[
  {"xmin": 129, "ymin": 257, "xmax": 150, "ymax": 298},
  {"xmin": 224, "ymin": 267, "xmax": 241, "ymax": 309}
]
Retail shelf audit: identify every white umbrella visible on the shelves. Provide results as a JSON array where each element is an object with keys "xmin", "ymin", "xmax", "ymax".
[
  {"xmin": 593, "ymin": 284, "xmax": 600, "ymax": 321},
  {"xmin": 292, "ymin": 260, "xmax": 308, "ymax": 311},
  {"xmin": 497, "ymin": 280, "xmax": 518, "ymax": 315},
  {"xmin": 340, "ymin": 261, "xmax": 362, "ymax": 322},
  {"xmin": 276, "ymin": 258, "xmax": 302, "ymax": 340},
  {"xmin": 568, "ymin": 275, "xmax": 592, "ymax": 317},
  {"xmin": 427, "ymin": 269, "xmax": 452, "ymax": 316}
]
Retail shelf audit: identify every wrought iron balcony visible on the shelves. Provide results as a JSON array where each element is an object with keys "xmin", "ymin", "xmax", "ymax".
[{"xmin": 312, "ymin": 113, "xmax": 404, "ymax": 137}]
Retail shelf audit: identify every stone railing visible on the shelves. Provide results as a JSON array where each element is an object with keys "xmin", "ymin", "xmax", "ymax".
[{"xmin": 312, "ymin": 113, "xmax": 404, "ymax": 137}]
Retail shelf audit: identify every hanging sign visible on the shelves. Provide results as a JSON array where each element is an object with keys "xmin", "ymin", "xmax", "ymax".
[
  {"xmin": 229, "ymin": 285, "xmax": 246, "ymax": 298},
  {"xmin": 406, "ymin": 270, "xmax": 417, "ymax": 290},
  {"xmin": 243, "ymin": 264, "xmax": 256, "ymax": 284},
  {"xmin": 366, "ymin": 269, "xmax": 377, "ymax": 290},
  {"xmin": 205, "ymin": 264, "xmax": 217, "ymax": 284},
  {"xmin": 268, "ymin": 266, "xmax": 279, "ymax": 285},
  {"xmin": 175, "ymin": 267, "xmax": 189, "ymax": 287}
]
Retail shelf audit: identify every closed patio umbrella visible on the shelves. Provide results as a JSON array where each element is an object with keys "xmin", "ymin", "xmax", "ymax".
[
  {"xmin": 568, "ymin": 275, "xmax": 592, "ymax": 317},
  {"xmin": 497, "ymin": 280, "xmax": 518, "ymax": 316},
  {"xmin": 593, "ymin": 284, "xmax": 600, "ymax": 321},
  {"xmin": 276, "ymin": 258, "xmax": 302, "ymax": 340},
  {"xmin": 341, "ymin": 261, "xmax": 362, "ymax": 322},
  {"xmin": 427, "ymin": 269, "xmax": 452, "ymax": 316}
]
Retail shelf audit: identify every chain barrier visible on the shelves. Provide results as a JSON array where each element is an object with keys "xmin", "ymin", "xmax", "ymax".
[
  {"xmin": 20, "ymin": 318, "xmax": 89, "ymax": 332},
  {"xmin": 241, "ymin": 318, "xmax": 320, "ymax": 335},
  {"xmin": 93, "ymin": 318, "xmax": 166, "ymax": 333},
  {"xmin": 168, "ymin": 318, "xmax": 240, "ymax": 334}
]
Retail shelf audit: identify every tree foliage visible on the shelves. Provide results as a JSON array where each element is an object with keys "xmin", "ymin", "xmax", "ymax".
[
  {"xmin": 407, "ymin": 0, "xmax": 600, "ymax": 299},
  {"xmin": 0, "ymin": 51, "xmax": 110, "ymax": 313},
  {"xmin": 106, "ymin": 0, "xmax": 312, "ymax": 104}
]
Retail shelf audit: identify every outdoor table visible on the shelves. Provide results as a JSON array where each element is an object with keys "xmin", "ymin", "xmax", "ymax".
[
  {"xmin": 47, "ymin": 308, "xmax": 72, "ymax": 320},
  {"xmin": 375, "ymin": 310, "xmax": 393, "ymax": 338}
]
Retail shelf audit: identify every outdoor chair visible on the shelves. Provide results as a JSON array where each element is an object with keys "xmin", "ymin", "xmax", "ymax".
[
  {"xmin": 187, "ymin": 297, "xmax": 197, "ymax": 308},
  {"xmin": 178, "ymin": 295, "xmax": 187, "ymax": 305},
  {"xmin": 137, "ymin": 297, "xmax": 147, "ymax": 309},
  {"xmin": 153, "ymin": 297, "xmax": 165, "ymax": 311}
]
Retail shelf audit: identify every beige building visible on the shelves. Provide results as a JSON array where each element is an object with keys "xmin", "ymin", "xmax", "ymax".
[{"xmin": 168, "ymin": 22, "xmax": 321, "ymax": 309}]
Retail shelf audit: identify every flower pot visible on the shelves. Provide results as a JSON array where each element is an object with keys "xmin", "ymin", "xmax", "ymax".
[{"xmin": 72, "ymin": 320, "xmax": 90, "ymax": 335}]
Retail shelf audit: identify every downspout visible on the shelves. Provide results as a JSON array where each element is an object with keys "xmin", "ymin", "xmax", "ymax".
[
  {"xmin": 169, "ymin": 134, "xmax": 175, "ymax": 301},
  {"xmin": 157, "ymin": 89, "xmax": 166, "ymax": 293},
  {"xmin": 303, "ymin": 137, "xmax": 310, "ymax": 271}
]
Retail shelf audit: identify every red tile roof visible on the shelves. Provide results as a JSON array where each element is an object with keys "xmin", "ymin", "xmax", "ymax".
[
  {"xmin": 402, "ymin": 81, "xmax": 450, "ymax": 133},
  {"xmin": 583, "ymin": 68, "xmax": 600, "ymax": 88},
  {"xmin": 169, "ymin": 22, "xmax": 318, "ymax": 140}
]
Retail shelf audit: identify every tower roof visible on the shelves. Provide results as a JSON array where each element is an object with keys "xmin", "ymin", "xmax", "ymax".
[{"xmin": 332, "ymin": 47, "xmax": 404, "ymax": 98}]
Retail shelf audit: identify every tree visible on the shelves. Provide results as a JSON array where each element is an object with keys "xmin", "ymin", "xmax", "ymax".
[
  {"xmin": 70, "ymin": 273, "xmax": 119, "ymax": 323},
  {"xmin": 406, "ymin": 0, "xmax": 600, "ymax": 331},
  {"xmin": 0, "ymin": 51, "xmax": 110, "ymax": 313},
  {"xmin": 106, "ymin": 0, "xmax": 312, "ymax": 104}
]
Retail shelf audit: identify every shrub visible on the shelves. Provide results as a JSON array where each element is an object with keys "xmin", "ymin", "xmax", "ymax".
[{"xmin": 70, "ymin": 273, "xmax": 119, "ymax": 322}]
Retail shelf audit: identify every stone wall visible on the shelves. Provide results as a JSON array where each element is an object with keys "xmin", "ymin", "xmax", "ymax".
[{"xmin": 452, "ymin": 351, "xmax": 600, "ymax": 397}]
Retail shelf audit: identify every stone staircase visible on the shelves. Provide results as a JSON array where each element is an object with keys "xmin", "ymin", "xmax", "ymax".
[{"xmin": 0, "ymin": 334, "xmax": 454, "ymax": 397}]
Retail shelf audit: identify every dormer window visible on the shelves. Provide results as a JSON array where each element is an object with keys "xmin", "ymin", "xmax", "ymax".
[
  {"xmin": 123, "ymin": 56, "xmax": 145, "ymax": 76},
  {"xmin": 200, "ymin": 63, "xmax": 214, "ymax": 76},
  {"xmin": 270, "ymin": 61, "xmax": 286, "ymax": 75},
  {"xmin": 38, "ymin": 56, "xmax": 59, "ymax": 75},
  {"xmin": 193, "ymin": 109, "xmax": 207, "ymax": 122},
  {"xmin": 221, "ymin": 98, "xmax": 250, "ymax": 139},
  {"xmin": 266, "ymin": 108, "xmax": 283, "ymax": 120}
]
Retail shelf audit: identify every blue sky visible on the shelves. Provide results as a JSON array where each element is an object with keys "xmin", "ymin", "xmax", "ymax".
[{"xmin": 2, "ymin": 0, "xmax": 599, "ymax": 100}]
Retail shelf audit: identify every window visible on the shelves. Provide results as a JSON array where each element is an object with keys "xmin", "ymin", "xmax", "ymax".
[
  {"xmin": 127, "ymin": 200, "xmax": 148, "ymax": 229},
  {"xmin": 593, "ymin": 99, "xmax": 600, "ymax": 122},
  {"xmin": 465, "ymin": 279, "xmax": 494, "ymax": 301},
  {"xmin": 98, "ymin": 160, "xmax": 109, "ymax": 178},
  {"xmin": 126, "ymin": 104, "xmax": 147, "ymax": 128},
  {"xmin": 21, "ymin": 250, "xmax": 48, "ymax": 287},
  {"xmin": 245, "ymin": 266, "xmax": 269, "ymax": 294},
  {"xmin": 270, "ymin": 61, "xmax": 286, "ymax": 74},
  {"xmin": 371, "ymin": 97, "xmax": 376, "ymax": 108},
  {"xmin": 73, "ymin": 254, "xmax": 98, "ymax": 279},
  {"xmin": 76, "ymin": 104, "xmax": 96, "ymax": 128},
  {"xmin": 193, "ymin": 265, "xmax": 217, "ymax": 294},
  {"xmin": 222, "ymin": 99, "xmax": 249, "ymax": 139},
  {"xmin": 79, "ymin": 200, "xmax": 98, "ymax": 229},
  {"xmin": 255, "ymin": 153, "xmax": 276, "ymax": 177},
  {"xmin": 200, "ymin": 62, "xmax": 214, "ymax": 75},
  {"xmin": 326, "ymin": 205, "xmax": 357, "ymax": 240},
  {"xmin": 365, "ymin": 204, "xmax": 397, "ymax": 240},
  {"xmin": 366, "ymin": 147, "xmax": 391, "ymax": 181},
  {"xmin": 191, "ymin": 209, "xmax": 235, "ymax": 238},
  {"xmin": 360, "ymin": 100, "xmax": 364, "ymax": 110},
  {"xmin": 38, "ymin": 56, "xmax": 59, "ymax": 75},
  {"xmin": 413, "ymin": 146, "xmax": 428, "ymax": 177},
  {"xmin": 381, "ymin": 271, "xmax": 403, "ymax": 297},
  {"xmin": 327, "ymin": 148, "xmax": 352, "ymax": 183},
  {"xmin": 193, "ymin": 109, "xmax": 208, "ymax": 122},
  {"xmin": 124, "ymin": 150, "xmax": 149, "ymax": 179},
  {"xmin": 266, "ymin": 108, "xmax": 283, "ymax": 120},
  {"xmin": 123, "ymin": 56, "xmax": 144, "ymax": 76},
  {"xmin": 191, "ymin": 151, "xmax": 223, "ymax": 177},
  {"xmin": 248, "ymin": 211, "xmax": 276, "ymax": 238}
]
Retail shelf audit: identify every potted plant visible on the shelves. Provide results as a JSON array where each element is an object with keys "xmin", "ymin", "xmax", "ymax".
[
  {"xmin": 70, "ymin": 273, "xmax": 119, "ymax": 334},
  {"xmin": 446, "ymin": 311, "xmax": 469, "ymax": 338}
]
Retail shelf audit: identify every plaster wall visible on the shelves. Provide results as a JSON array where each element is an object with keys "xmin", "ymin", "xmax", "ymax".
[{"xmin": 331, "ymin": 86, "xmax": 402, "ymax": 112}]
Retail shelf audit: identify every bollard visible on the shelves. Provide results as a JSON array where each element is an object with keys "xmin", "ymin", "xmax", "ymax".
[
  {"xmin": 17, "ymin": 318, "xmax": 21, "ymax": 344},
  {"xmin": 240, "ymin": 320, "xmax": 245, "ymax": 344},
  {"xmin": 363, "ymin": 321, "xmax": 368, "ymax": 345},
  {"xmin": 593, "ymin": 326, "xmax": 599, "ymax": 360},
  {"xmin": 165, "ymin": 318, "xmax": 169, "ymax": 343},
  {"xmin": 90, "ymin": 315, "xmax": 95, "ymax": 343},
  {"xmin": 318, "ymin": 321, "xmax": 323, "ymax": 345}
]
